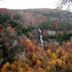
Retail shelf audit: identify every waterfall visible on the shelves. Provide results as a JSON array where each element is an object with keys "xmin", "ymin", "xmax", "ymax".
[{"xmin": 38, "ymin": 29, "xmax": 44, "ymax": 48}]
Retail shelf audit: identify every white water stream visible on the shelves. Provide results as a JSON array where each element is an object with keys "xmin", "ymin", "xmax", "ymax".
[{"xmin": 38, "ymin": 29, "xmax": 44, "ymax": 48}]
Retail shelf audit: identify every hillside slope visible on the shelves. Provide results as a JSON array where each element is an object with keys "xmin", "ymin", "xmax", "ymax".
[{"xmin": 0, "ymin": 8, "xmax": 72, "ymax": 29}]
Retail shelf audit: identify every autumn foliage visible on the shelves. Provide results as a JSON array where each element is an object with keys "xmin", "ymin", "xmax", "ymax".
[
  {"xmin": 0, "ymin": 8, "xmax": 72, "ymax": 72},
  {"xmin": 1, "ymin": 38, "xmax": 72, "ymax": 72}
]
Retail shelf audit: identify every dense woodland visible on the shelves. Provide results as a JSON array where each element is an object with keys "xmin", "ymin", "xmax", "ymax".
[{"xmin": 0, "ymin": 8, "xmax": 72, "ymax": 72}]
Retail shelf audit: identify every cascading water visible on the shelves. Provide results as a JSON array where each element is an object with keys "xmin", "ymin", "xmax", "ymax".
[{"xmin": 38, "ymin": 29, "xmax": 44, "ymax": 48}]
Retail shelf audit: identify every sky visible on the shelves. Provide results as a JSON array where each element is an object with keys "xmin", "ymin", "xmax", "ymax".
[{"xmin": 0, "ymin": 0, "xmax": 59, "ymax": 9}]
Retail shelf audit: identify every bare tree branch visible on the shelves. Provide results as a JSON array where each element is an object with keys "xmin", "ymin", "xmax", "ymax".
[{"xmin": 57, "ymin": 0, "xmax": 72, "ymax": 11}]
